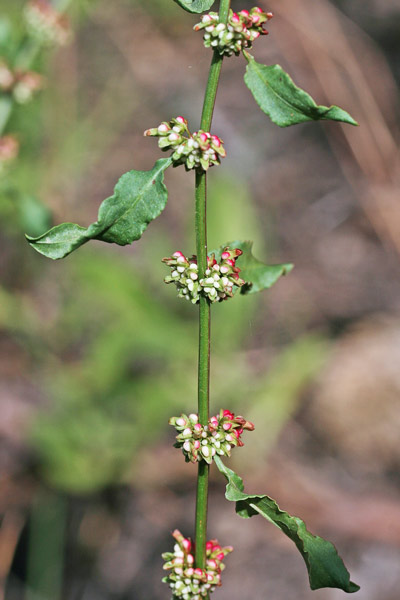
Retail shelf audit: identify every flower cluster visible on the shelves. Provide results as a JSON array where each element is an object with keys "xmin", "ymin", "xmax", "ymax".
[
  {"xmin": 169, "ymin": 409, "xmax": 255, "ymax": 464},
  {"xmin": 0, "ymin": 136, "xmax": 19, "ymax": 176},
  {"xmin": 24, "ymin": 0, "xmax": 71, "ymax": 46},
  {"xmin": 194, "ymin": 7, "xmax": 273, "ymax": 56},
  {"xmin": 0, "ymin": 62, "xmax": 44, "ymax": 104},
  {"xmin": 144, "ymin": 117, "xmax": 226, "ymax": 172},
  {"xmin": 162, "ymin": 529, "xmax": 233, "ymax": 600},
  {"xmin": 162, "ymin": 248, "xmax": 245, "ymax": 304}
]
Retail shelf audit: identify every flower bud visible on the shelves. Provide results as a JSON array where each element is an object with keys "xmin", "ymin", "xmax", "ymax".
[
  {"xmin": 0, "ymin": 136, "xmax": 19, "ymax": 175},
  {"xmin": 24, "ymin": 0, "xmax": 71, "ymax": 46},
  {"xmin": 223, "ymin": 409, "xmax": 235, "ymax": 419},
  {"xmin": 195, "ymin": 6, "xmax": 273, "ymax": 56},
  {"xmin": 0, "ymin": 62, "xmax": 14, "ymax": 91}
]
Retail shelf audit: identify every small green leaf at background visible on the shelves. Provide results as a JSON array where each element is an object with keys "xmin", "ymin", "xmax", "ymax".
[
  {"xmin": 214, "ymin": 457, "xmax": 360, "ymax": 594},
  {"xmin": 173, "ymin": 0, "xmax": 215, "ymax": 14},
  {"xmin": 19, "ymin": 194, "xmax": 53, "ymax": 237},
  {"xmin": 212, "ymin": 240, "xmax": 293, "ymax": 294},
  {"xmin": 25, "ymin": 158, "xmax": 172, "ymax": 259},
  {"xmin": 244, "ymin": 53, "xmax": 358, "ymax": 128}
]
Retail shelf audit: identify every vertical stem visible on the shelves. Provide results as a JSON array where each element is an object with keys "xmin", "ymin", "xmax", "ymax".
[
  {"xmin": 26, "ymin": 491, "xmax": 66, "ymax": 600},
  {"xmin": 194, "ymin": 0, "xmax": 231, "ymax": 574},
  {"xmin": 0, "ymin": 98, "xmax": 13, "ymax": 137}
]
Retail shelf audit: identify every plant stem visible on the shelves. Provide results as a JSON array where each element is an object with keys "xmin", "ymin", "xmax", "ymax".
[
  {"xmin": 0, "ymin": 98, "xmax": 13, "ymax": 137},
  {"xmin": 27, "ymin": 490, "xmax": 66, "ymax": 600},
  {"xmin": 194, "ymin": 0, "xmax": 231, "ymax": 575}
]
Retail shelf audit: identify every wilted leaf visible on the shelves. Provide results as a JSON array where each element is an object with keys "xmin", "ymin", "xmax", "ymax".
[
  {"xmin": 244, "ymin": 53, "xmax": 358, "ymax": 128},
  {"xmin": 26, "ymin": 158, "xmax": 172, "ymax": 259},
  {"xmin": 214, "ymin": 456, "xmax": 360, "ymax": 593}
]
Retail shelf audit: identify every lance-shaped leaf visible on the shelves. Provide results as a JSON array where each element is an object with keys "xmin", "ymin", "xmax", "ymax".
[
  {"xmin": 26, "ymin": 158, "xmax": 173, "ymax": 259},
  {"xmin": 243, "ymin": 53, "xmax": 358, "ymax": 128},
  {"xmin": 214, "ymin": 456, "xmax": 360, "ymax": 593},
  {"xmin": 211, "ymin": 240, "xmax": 293, "ymax": 294},
  {"xmin": 173, "ymin": 0, "xmax": 215, "ymax": 13}
]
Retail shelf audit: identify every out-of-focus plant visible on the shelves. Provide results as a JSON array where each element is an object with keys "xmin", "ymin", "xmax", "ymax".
[
  {"xmin": 0, "ymin": 0, "xmax": 73, "ymax": 235},
  {"xmin": 25, "ymin": 1, "xmax": 360, "ymax": 599}
]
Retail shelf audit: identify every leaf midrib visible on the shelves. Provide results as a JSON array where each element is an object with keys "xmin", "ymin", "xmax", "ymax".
[
  {"xmin": 95, "ymin": 157, "xmax": 172, "ymax": 235},
  {"xmin": 34, "ymin": 237, "xmax": 86, "ymax": 245}
]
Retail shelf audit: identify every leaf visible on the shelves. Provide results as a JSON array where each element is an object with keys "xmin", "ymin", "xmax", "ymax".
[
  {"xmin": 214, "ymin": 456, "xmax": 360, "ymax": 593},
  {"xmin": 244, "ymin": 54, "xmax": 358, "ymax": 128},
  {"xmin": 26, "ymin": 158, "xmax": 172, "ymax": 259},
  {"xmin": 211, "ymin": 240, "xmax": 293, "ymax": 294},
  {"xmin": 173, "ymin": 0, "xmax": 215, "ymax": 13},
  {"xmin": 18, "ymin": 194, "xmax": 52, "ymax": 237}
]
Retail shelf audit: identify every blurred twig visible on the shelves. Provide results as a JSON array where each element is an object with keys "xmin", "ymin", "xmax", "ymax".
[
  {"xmin": 277, "ymin": 0, "xmax": 400, "ymax": 256},
  {"xmin": 0, "ymin": 511, "xmax": 25, "ymax": 600},
  {"xmin": 261, "ymin": 454, "xmax": 400, "ymax": 546}
]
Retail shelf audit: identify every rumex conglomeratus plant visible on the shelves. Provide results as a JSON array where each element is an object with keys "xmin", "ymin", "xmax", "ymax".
[{"xmin": 26, "ymin": 0, "xmax": 360, "ymax": 597}]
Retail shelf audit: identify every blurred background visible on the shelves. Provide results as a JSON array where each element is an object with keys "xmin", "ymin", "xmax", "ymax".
[{"xmin": 0, "ymin": 0, "xmax": 399, "ymax": 598}]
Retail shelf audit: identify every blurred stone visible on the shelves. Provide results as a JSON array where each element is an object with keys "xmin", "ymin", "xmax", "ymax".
[{"xmin": 309, "ymin": 316, "xmax": 400, "ymax": 472}]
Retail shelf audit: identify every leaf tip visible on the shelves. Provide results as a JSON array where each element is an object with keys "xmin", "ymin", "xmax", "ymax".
[
  {"xmin": 348, "ymin": 581, "xmax": 361, "ymax": 593},
  {"xmin": 284, "ymin": 263, "xmax": 294, "ymax": 275}
]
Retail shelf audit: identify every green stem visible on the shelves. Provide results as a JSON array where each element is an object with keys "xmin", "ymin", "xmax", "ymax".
[
  {"xmin": 14, "ymin": 37, "xmax": 41, "ymax": 71},
  {"xmin": 0, "ymin": 97, "xmax": 13, "ymax": 136},
  {"xmin": 194, "ymin": 0, "xmax": 231, "ymax": 574},
  {"xmin": 27, "ymin": 490, "xmax": 66, "ymax": 600}
]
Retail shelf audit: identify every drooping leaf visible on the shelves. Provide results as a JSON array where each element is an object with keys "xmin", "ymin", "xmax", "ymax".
[
  {"xmin": 173, "ymin": 0, "xmax": 215, "ymax": 13},
  {"xmin": 244, "ymin": 53, "xmax": 358, "ymax": 128},
  {"xmin": 212, "ymin": 240, "xmax": 293, "ymax": 294},
  {"xmin": 214, "ymin": 456, "xmax": 360, "ymax": 593},
  {"xmin": 26, "ymin": 158, "xmax": 173, "ymax": 259}
]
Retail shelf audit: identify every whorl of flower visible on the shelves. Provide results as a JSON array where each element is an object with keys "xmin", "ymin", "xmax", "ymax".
[
  {"xmin": 0, "ymin": 62, "xmax": 14, "ymax": 92},
  {"xmin": 162, "ymin": 529, "xmax": 233, "ymax": 599},
  {"xmin": 14, "ymin": 71, "xmax": 44, "ymax": 104},
  {"xmin": 24, "ymin": 0, "xmax": 72, "ymax": 46},
  {"xmin": 0, "ymin": 136, "xmax": 19, "ymax": 176},
  {"xmin": 194, "ymin": 7, "xmax": 273, "ymax": 57},
  {"xmin": 144, "ymin": 117, "xmax": 226, "ymax": 172},
  {"xmin": 162, "ymin": 248, "xmax": 245, "ymax": 304},
  {"xmin": 0, "ymin": 61, "xmax": 44, "ymax": 104},
  {"xmin": 169, "ymin": 409, "xmax": 255, "ymax": 464}
]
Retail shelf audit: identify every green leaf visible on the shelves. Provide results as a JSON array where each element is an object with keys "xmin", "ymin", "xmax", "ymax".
[
  {"xmin": 173, "ymin": 0, "xmax": 215, "ymax": 13},
  {"xmin": 26, "ymin": 158, "xmax": 172, "ymax": 259},
  {"xmin": 244, "ymin": 54, "xmax": 358, "ymax": 128},
  {"xmin": 214, "ymin": 456, "xmax": 360, "ymax": 593},
  {"xmin": 212, "ymin": 240, "xmax": 293, "ymax": 294},
  {"xmin": 18, "ymin": 194, "xmax": 52, "ymax": 237}
]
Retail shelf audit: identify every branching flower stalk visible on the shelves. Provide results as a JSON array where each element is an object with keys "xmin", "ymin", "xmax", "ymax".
[
  {"xmin": 26, "ymin": 0, "xmax": 361, "ymax": 597},
  {"xmin": 194, "ymin": 0, "xmax": 231, "ymax": 575}
]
